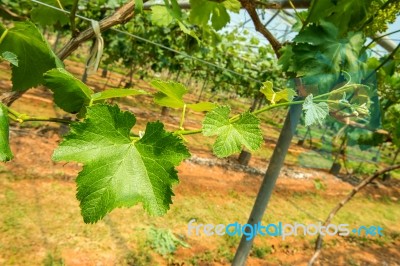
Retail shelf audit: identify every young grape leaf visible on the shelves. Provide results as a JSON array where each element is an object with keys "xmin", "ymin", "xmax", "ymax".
[
  {"xmin": 187, "ymin": 102, "xmax": 217, "ymax": 112},
  {"xmin": 91, "ymin": 88, "xmax": 148, "ymax": 101},
  {"xmin": 260, "ymin": 81, "xmax": 275, "ymax": 101},
  {"xmin": 202, "ymin": 106, "xmax": 263, "ymax": 157},
  {"xmin": 53, "ymin": 104, "xmax": 190, "ymax": 223},
  {"xmin": 260, "ymin": 81, "xmax": 296, "ymax": 104},
  {"xmin": 302, "ymin": 94, "xmax": 329, "ymax": 127},
  {"xmin": 278, "ymin": 89, "xmax": 297, "ymax": 103},
  {"xmin": 0, "ymin": 103, "xmax": 13, "ymax": 162},
  {"xmin": 151, "ymin": 80, "xmax": 188, "ymax": 108},
  {"xmin": 1, "ymin": 51, "xmax": 18, "ymax": 66},
  {"xmin": 0, "ymin": 21, "xmax": 63, "ymax": 91},
  {"xmin": 44, "ymin": 68, "xmax": 93, "ymax": 113}
]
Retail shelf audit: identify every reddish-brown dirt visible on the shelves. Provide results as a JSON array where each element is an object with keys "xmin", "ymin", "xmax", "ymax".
[{"xmin": 3, "ymin": 128, "xmax": 400, "ymax": 265}]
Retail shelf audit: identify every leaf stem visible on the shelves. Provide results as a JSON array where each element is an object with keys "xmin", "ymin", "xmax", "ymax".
[
  {"xmin": 23, "ymin": 117, "xmax": 71, "ymax": 123},
  {"xmin": 0, "ymin": 29, "xmax": 9, "ymax": 46},
  {"xmin": 288, "ymin": 0, "xmax": 304, "ymax": 25},
  {"xmin": 179, "ymin": 104, "xmax": 187, "ymax": 130},
  {"xmin": 313, "ymin": 84, "xmax": 368, "ymax": 100},
  {"xmin": 130, "ymin": 136, "xmax": 140, "ymax": 142},
  {"xmin": 173, "ymin": 84, "xmax": 364, "ymax": 137},
  {"xmin": 6, "ymin": 106, "xmax": 72, "ymax": 124},
  {"xmin": 173, "ymin": 129, "xmax": 202, "ymax": 136},
  {"xmin": 316, "ymin": 99, "xmax": 342, "ymax": 105},
  {"xmin": 252, "ymin": 100, "xmax": 304, "ymax": 117},
  {"xmin": 7, "ymin": 107, "xmax": 21, "ymax": 118},
  {"xmin": 55, "ymin": 0, "xmax": 64, "ymax": 10},
  {"xmin": 231, "ymin": 85, "xmax": 361, "ymax": 123}
]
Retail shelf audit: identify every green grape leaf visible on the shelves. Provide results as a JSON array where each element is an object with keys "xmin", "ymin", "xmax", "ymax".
[
  {"xmin": 306, "ymin": 0, "xmax": 336, "ymax": 25},
  {"xmin": 281, "ymin": 21, "xmax": 365, "ymax": 92},
  {"xmin": 151, "ymin": 0, "xmax": 199, "ymax": 41},
  {"xmin": 151, "ymin": 6, "xmax": 174, "ymax": 26},
  {"xmin": 0, "ymin": 103, "xmax": 13, "ymax": 162},
  {"xmin": 151, "ymin": 80, "xmax": 188, "ymax": 108},
  {"xmin": 202, "ymin": 106, "xmax": 263, "ymax": 157},
  {"xmin": 53, "ymin": 104, "xmax": 190, "ymax": 223},
  {"xmin": 293, "ymin": 22, "xmax": 365, "ymax": 74},
  {"xmin": 44, "ymin": 68, "xmax": 93, "ymax": 113},
  {"xmin": 306, "ymin": 0, "xmax": 372, "ymax": 34},
  {"xmin": 302, "ymin": 94, "xmax": 329, "ymax": 127},
  {"xmin": 222, "ymin": 0, "xmax": 241, "ymax": 12},
  {"xmin": 150, "ymin": 2, "xmax": 175, "ymax": 24},
  {"xmin": 177, "ymin": 22, "xmax": 200, "ymax": 42},
  {"xmin": 189, "ymin": 0, "xmax": 240, "ymax": 30},
  {"xmin": 260, "ymin": 81, "xmax": 297, "ymax": 104},
  {"xmin": 278, "ymin": 45, "xmax": 295, "ymax": 72},
  {"xmin": 187, "ymin": 102, "xmax": 217, "ymax": 112},
  {"xmin": 0, "ymin": 21, "xmax": 63, "ymax": 91},
  {"xmin": 294, "ymin": 21, "xmax": 339, "ymax": 46},
  {"xmin": 1, "ymin": 51, "xmax": 18, "ymax": 66},
  {"xmin": 135, "ymin": 0, "xmax": 144, "ymax": 13},
  {"xmin": 31, "ymin": 0, "xmax": 73, "ymax": 26},
  {"xmin": 91, "ymin": 88, "xmax": 148, "ymax": 101}
]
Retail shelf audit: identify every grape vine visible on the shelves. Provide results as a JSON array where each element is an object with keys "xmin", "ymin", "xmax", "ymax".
[
  {"xmin": 0, "ymin": 19, "xmax": 372, "ymax": 221},
  {"xmin": 0, "ymin": 0, "xmax": 399, "ymax": 265},
  {"xmin": 0, "ymin": 2, "xmax": 386, "ymax": 222}
]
